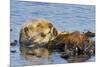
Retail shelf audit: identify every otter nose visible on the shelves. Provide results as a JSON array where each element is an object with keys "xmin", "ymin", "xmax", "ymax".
[{"xmin": 37, "ymin": 32, "xmax": 46, "ymax": 37}]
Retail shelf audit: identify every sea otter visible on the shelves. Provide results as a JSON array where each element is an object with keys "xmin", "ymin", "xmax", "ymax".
[{"xmin": 19, "ymin": 19, "xmax": 58, "ymax": 55}]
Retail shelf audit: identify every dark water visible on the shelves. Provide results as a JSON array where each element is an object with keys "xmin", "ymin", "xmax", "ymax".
[{"xmin": 10, "ymin": 0, "xmax": 95, "ymax": 66}]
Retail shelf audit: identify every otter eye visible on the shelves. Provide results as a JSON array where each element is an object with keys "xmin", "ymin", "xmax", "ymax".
[
  {"xmin": 41, "ymin": 33, "xmax": 46, "ymax": 37},
  {"xmin": 37, "ymin": 23, "xmax": 41, "ymax": 27}
]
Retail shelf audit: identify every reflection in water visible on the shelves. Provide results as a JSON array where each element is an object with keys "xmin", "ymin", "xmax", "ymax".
[
  {"xmin": 10, "ymin": 45, "xmax": 95, "ymax": 66},
  {"xmin": 10, "ymin": 46, "xmax": 68, "ymax": 66}
]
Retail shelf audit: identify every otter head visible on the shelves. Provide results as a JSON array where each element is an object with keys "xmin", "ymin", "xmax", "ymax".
[{"xmin": 19, "ymin": 19, "xmax": 58, "ymax": 48}]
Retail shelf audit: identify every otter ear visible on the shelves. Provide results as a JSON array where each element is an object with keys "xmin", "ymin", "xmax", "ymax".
[{"xmin": 24, "ymin": 27, "xmax": 28, "ymax": 32}]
